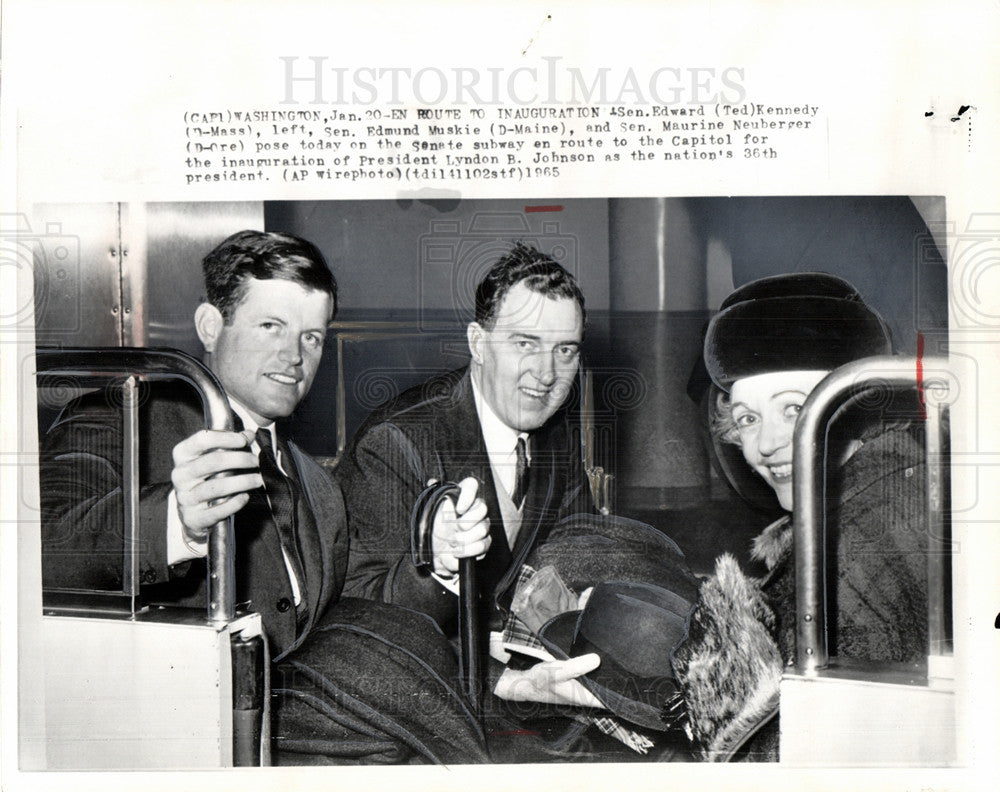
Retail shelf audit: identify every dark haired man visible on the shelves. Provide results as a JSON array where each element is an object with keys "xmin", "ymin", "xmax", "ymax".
[
  {"xmin": 341, "ymin": 243, "xmax": 594, "ymax": 688},
  {"xmin": 40, "ymin": 230, "xmax": 488, "ymax": 764},
  {"xmin": 43, "ymin": 229, "xmax": 339, "ymax": 649}
]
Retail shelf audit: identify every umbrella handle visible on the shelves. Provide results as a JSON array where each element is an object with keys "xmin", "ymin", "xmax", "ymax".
[{"xmin": 409, "ymin": 480, "xmax": 482, "ymax": 716}]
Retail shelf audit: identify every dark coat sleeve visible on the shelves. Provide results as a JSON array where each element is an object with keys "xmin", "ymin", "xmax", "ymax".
[
  {"xmin": 828, "ymin": 425, "xmax": 929, "ymax": 663},
  {"xmin": 340, "ymin": 420, "xmax": 458, "ymax": 626}
]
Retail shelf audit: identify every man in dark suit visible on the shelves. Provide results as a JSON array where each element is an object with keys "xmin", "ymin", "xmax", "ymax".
[
  {"xmin": 42, "ymin": 230, "xmax": 341, "ymax": 658},
  {"xmin": 340, "ymin": 243, "xmax": 599, "ymax": 705},
  {"xmin": 40, "ymin": 230, "xmax": 488, "ymax": 764}
]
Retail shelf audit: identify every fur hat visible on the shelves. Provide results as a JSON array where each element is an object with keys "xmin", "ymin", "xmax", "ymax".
[{"xmin": 704, "ymin": 272, "xmax": 892, "ymax": 392}]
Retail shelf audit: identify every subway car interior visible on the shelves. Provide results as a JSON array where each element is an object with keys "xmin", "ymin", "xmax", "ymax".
[{"xmin": 21, "ymin": 196, "xmax": 955, "ymax": 768}]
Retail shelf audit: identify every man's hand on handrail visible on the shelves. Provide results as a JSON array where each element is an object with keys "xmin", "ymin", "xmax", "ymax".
[{"xmin": 171, "ymin": 429, "xmax": 263, "ymax": 544}]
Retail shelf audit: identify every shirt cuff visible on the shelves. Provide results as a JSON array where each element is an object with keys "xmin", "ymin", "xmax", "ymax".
[
  {"xmin": 430, "ymin": 570, "xmax": 461, "ymax": 596},
  {"xmin": 166, "ymin": 489, "xmax": 208, "ymax": 565},
  {"xmin": 489, "ymin": 630, "xmax": 512, "ymax": 664}
]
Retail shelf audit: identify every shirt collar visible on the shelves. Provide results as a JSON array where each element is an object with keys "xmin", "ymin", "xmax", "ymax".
[
  {"xmin": 470, "ymin": 374, "xmax": 527, "ymax": 458},
  {"xmin": 230, "ymin": 399, "xmax": 274, "ymax": 446}
]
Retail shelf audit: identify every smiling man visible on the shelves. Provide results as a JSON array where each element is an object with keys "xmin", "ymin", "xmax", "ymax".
[
  {"xmin": 341, "ymin": 242, "xmax": 593, "ymax": 639},
  {"xmin": 40, "ymin": 230, "xmax": 490, "ymax": 764},
  {"xmin": 160, "ymin": 231, "xmax": 339, "ymax": 652},
  {"xmin": 42, "ymin": 230, "xmax": 341, "ymax": 654}
]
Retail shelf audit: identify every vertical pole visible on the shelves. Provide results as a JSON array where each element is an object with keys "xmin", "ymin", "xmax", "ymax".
[
  {"xmin": 208, "ymin": 518, "xmax": 236, "ymax": 623},
  {"xmin": 793, "ymin": 419, "xmax": 828, "ymax": 675},
  {"xmin": 925, "ymin": 402, "xmax": 949, "ymax": 655},
  {"xmin": 121, "ymin": 375, "xmax": 140, "ymax": 614}
]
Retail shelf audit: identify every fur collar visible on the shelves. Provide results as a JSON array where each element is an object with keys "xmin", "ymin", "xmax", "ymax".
[
  {"xmin": 672, "ymin": 554, "xmax": 783, "ymax": 761},
  {"xmin": 750, "ymin": 515, "xmax": 793, "ymax": 570}
]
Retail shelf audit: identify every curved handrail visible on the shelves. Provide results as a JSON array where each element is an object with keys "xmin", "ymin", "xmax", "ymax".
[
  {"xmin": 35, "ymin": 346, "xmax": 236, "ymax": 623},
  {"xmin": 792, "ymin": 354, "xmax": 951, "ymax": 674}
]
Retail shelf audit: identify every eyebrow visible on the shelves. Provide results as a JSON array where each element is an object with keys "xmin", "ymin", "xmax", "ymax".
[
  {"xmin": 732, "ymin": 389, "xmax": 809, "ymax": 410},
  {"xmin": 508, "ymin": 332, "xmax": 581, "ymax": 348},
  {"xmin": 771, "ymin": 390, "xmax": 809, "ymax": 401},
  {"xmin": 260, "ymin": 315, "xmax": 327, "ymax": 335}
]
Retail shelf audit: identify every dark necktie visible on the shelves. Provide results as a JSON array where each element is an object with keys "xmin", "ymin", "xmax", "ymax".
[
  {"xmin": 511, "ymin": 435, "xmax": 529, "ymax": 508},
  {"xmin": 255, "ymin": 428, "xmax": 308, "ymax": 610}
]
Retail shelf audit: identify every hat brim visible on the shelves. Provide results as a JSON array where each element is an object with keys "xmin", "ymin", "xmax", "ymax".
[
  {"xmin": 525, "ymin": 513, "xmax": 701, "ymax": 601},
  {"xmin": 538, "ymin": 611, "xmax": 682, "ymax": 732}
]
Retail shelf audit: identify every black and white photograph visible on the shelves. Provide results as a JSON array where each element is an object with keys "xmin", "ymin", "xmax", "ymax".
[
  {"xmin": 17, "ymin": 195, "xmax": 957, "ymax": 767},
  {"xmin": 2, "ymin": 2, "xmax": 998, "ymax": 791}
]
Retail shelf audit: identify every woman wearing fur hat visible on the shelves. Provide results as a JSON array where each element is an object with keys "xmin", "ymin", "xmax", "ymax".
[{"xmin": 673, "ymin": 272, "xmax": 930, "ymax": 760}]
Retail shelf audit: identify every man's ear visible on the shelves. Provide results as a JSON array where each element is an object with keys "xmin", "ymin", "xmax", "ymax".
[
  {"xmin": 194, "ymin": 303, "xmax": 224, "ymax": 353},
  {"xmin": 467, "ymin": 322, "xmax": 485, "ymax": 365}
]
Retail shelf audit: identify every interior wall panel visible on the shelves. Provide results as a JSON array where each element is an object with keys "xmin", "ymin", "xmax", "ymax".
[
  {"xmin": 143, "ymin": 202, "xmax": 264, "ymax": 357},
  {"xmin": 31, "ymin": 203, "xmax": 122, "ymax": 347}
]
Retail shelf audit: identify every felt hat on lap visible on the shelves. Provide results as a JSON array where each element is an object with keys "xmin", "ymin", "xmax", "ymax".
[
  {"xmin": 525, "ymin": 513, "xmax": 700, "ymax": 603},
  {"xmin": 538, "ymin": 580, "xmax": 695, "ymax": 732}
]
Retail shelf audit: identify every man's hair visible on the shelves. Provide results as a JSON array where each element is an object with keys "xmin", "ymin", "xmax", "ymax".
[
  {"xmin": 474, "ymin": 242, "xmax": 585, "ymax": 329},
  {"xmin": 202, "ymin": 230, "xmax": 337, "ymax": 322}
]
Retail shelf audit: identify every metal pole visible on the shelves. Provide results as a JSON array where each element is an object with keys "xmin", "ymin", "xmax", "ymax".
[
  {"xmin": 925, "ymin": 401, "xmax": 950, "ymax": 656},
  {"xmin": 792, "ymin": 355, "xmax": 950, "ymax": 674},
  {"xmin": 121, "ymin": 376, "xmax": 140, "ymax": 613},
  {"xmin": 36, "ymin": 347, "xmax": 236, "ymax": 623}
]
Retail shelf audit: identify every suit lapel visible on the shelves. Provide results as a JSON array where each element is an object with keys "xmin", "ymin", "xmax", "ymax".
[
  {"xmin": 238, "ymin": 487, "xmax": 289, "ymax": 591},
  {"xmin": 445, "ymin": 372, "xmax": 512, "ymax": 580},
  {"xmin": 286, "ymin": 442, "xmax": 328, "ymax": 634},
  {"xmin": 445, "ymin": 372, "xmax": 504, "ymax": 531},
  {"xmin": 234, "ymin": 483, "xmax": 297, "ymax": 654},
  {"xmin": 225, "ymin": 409, "xmax": 291, "ymax": 617}
]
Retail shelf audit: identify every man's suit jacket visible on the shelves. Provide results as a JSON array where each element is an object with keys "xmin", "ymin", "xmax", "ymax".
[
  {"xmin": 340, "ymin": 367, "xmax": 591, "ymax": 634},
  {"xmin": 40, "ymin": 383, "xmax": 348, "ymax": 660}
]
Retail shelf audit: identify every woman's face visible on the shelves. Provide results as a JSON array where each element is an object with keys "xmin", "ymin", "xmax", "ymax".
[{"xmin": 729, "ymin": 370, "xmax": 829, "ymax": 511}]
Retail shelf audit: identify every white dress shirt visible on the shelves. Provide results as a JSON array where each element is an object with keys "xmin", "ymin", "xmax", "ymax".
[{"xmin": 470, "ymin": 376, "xmax": 530, "ymax": 544}]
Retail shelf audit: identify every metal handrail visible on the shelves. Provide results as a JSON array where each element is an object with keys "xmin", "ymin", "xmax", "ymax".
[
  {"xmin": 792, "ymin": 355, "xmax": 951, "ymax": 674},
  {"xmin": 35, "ymin": 347, "xmax": 236, "ymax": 623}
]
